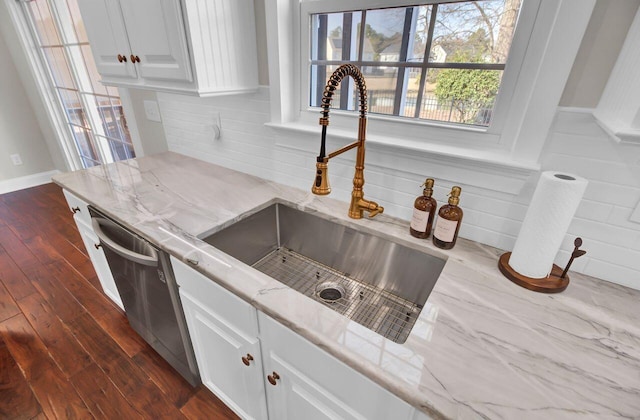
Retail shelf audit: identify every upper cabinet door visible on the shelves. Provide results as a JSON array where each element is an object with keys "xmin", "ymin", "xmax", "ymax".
[
  {"xmin": 76, "ymin": 0, "xmax": 137, "ymax": 79},
  {"xmin": 118, "ymin": 0, "xmax": 193, "ymax": 82}
]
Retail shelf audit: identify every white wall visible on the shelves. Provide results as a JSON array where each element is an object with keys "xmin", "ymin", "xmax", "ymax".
[
  {"xmin": 157, "ymin": 90, "xmax": 640, "ymax": 290},
  {"xmin": 0, "ymin": 12, "xmax": 56, "ymax": 184},
  {"xmin": 0, "ymin": 0, "xmax": 67, "ymax": 181},
  {"xmin": 560, "ymin": 0, "xmax": 640, "ymax": 107}
]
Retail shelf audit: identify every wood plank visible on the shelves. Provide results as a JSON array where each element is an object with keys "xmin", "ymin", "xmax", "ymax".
[
  {"xmin": 21, "ymin": 263, "xmax": 86, "ymax": 324},
  {"xmin": 0, "ymin": 225, "xmax": 40, "ymax": 269},
  {"xmin": 0, "ymin": 314, "xmax": 57, "ymax": 381},
  {"xmin": 69, "ymin": 313, "xmax": 188, "ymax": 418},
  {"xmin": 0, "ymin": 280, "xmax": 20, "ymax": 322},
  {"xmin": 23, "ymin": 235, "xmax": 66, "ymax": 266},
  {"xmin": 68, "ymin": 312, "xmax": 152, "ymax": 397},
  {"xmin": 71, "ymin": 363, "xmax": 143, "ymax": 419},
  {"xmin": 30, "ymin": 367, "xmax": 93, "ymax": 419},
  {"xmin": 181, "ymin": 387, "xmax": 239, "ymax": 420},
  {"xmin": 132, "ymin": 347, "xmax": 197, "ymax": 408},
  {"xmin": 0, "ymin": 335, "xmax": 42, "ymax": 419},
  {"xmin": 50, "ymin": 261, "xmax": 116, "ymax": 319},
  {"xmin": 0, "ymin": 200, "xmax": 37, "ymax": 242},
  {"xmin": 0, "ymin": 244, "xmax": 37, "ymax": 300},
  {"xmin": 17, "ymin": 293, "xmax": 93, "ymax": 378},
  {"xmin": 95, "ymin": 309, "xmax": 147, "ymax": 358}
]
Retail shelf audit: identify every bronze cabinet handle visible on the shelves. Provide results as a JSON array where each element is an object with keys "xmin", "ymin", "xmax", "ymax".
[
  {"xmin": 130, "ymin": 55, "xmax": 140, "ymax": 63},
  {"xmin": 241, "ymin": 354, "xmax": 254, "ymax": 366},
  {"xmin": 117, "ymin": 54, "xmax": 127, "ymax": 63},
  {"xmin": 267, "ymin": 371, "xmax": 280, "ymax": 386},
  {"xmin": 94, "ymin": 243, "xmax": 101, "ymax": 250},
  {"xmin": 71, "ymin": 206, "xmax": 80, "ymax": 214}
]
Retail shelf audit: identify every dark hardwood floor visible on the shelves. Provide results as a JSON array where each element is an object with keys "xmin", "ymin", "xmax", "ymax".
[{"xmin": 0, "ymin": 183, "xmax": 238, "ymax": 420}]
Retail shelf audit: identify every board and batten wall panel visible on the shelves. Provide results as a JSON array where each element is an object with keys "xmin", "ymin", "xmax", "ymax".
[
  {"xmin": 184, "ymin": 0, "xmax": 258, "ymax": 93},
  {"xmin": 157, "ymin": 89, "xmax": 640, "ymax": 290}
]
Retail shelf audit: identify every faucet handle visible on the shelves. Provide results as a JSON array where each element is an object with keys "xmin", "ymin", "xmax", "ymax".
[{"xmin": 368, "ymin": 206, "xmax": 384, "ymax": 218}]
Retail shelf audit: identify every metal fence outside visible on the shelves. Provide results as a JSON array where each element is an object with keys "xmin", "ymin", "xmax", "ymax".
[{"xmin": 365, "ymin": 89, "xmax": 495, "ymax": 126}]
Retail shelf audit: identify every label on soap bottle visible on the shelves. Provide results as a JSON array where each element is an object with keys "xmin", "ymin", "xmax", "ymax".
[
  {"xmin": 434, "ymin": 218, "xmax": 458, "ymax": 242},
  {"xmin": 410, "ymin": 208, "xmax": 430, "ymax": 232}
]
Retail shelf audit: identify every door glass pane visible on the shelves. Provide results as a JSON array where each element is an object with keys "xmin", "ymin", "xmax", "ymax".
[
  {"xmin": 24, "ymin": 0, "xmax": 135, "ymax": 168},
  {"xmin": 65, "ymin": 0, "xmax": 89, "ymax": 43},
  {"xmin": 28, "ymin": 0, "xmax": 61, "ymax": 46},
  {"xmin": 43, "ymin": 47, "xmax": 75, "ymax": 88}
]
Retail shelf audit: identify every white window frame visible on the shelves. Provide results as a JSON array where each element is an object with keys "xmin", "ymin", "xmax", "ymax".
[
  {"xmin": 265, "ymin": 0, "xmax": 595, "ymax": 183},
  {"xmin": 2, "ymin": 0, "xmax": 145, "ymax": 172}
]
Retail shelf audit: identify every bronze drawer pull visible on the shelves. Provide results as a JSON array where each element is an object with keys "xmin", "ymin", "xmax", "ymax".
[
  {"xmin": 117, "ymin": 54, "xmax": 127, "ymax": 63},
  {"xmin": 241, "ymin": 354, "xmax": 254, "ymax": 366},
  {"xmin": 130, "ymin": 55, "xmax": 140, "ymax": 63},
  {"xmin": 267, "ymin": 371, "xmax": 280, "ymax": 386}
]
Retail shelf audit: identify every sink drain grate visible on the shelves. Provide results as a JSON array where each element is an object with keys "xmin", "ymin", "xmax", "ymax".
[{"xmin": 252, "ymin": 247, "xmax": 421, "ymax": 344}]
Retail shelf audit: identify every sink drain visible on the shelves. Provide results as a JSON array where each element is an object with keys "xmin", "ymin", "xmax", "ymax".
[{"xmin": 316, "ymin": 282, "xmax": 346, "ymax": 302}]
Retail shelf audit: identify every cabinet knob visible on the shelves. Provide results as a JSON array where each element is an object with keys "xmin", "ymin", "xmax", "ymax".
[
  {"xmin": 130, "ymin": 55, "xmax": 140, "ymax": 63},
  {"xmin": 71, "ymin": 206, "xmax": 80, "ymax": 214},
  {"xmin": 94, "ymin": 243, "xmax": 101, "ymax": 250},
  {"xmin": 241, "ymin": 353, "xmax": 254, "ymax": 366},
  {"xmin": 267, "ymin": 371, "xmax": 280, "ymax": 386},
  {"xmin": 117, "ymin": 54, "xmax": 127, "ymax": 63}
]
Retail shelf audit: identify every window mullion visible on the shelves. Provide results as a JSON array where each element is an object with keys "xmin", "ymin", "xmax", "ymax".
[
  {"xmin": 393, "ymin": 8, "xmax": 414, "ymax": 115},
  {"xmin": 414, "ymin": 4, "xmax": 438, "ymax": 118},
  {"xmin": 340, "ymin": 12, "xmax": 353, "ymax": 110}
]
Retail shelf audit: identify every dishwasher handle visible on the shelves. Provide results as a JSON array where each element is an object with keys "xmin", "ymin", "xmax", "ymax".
[{"xmin": 91, "ymin": 217, "xmax": 158, "ymax": 267}]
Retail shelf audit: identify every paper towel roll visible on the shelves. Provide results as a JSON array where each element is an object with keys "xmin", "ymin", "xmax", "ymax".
[{"xmin": 509, "ymin": 171, "xmax": 588, "ymax": 278}]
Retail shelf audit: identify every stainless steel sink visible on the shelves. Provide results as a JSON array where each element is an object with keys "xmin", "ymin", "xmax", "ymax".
[{"xmin": 201, "ymin": 203, "xmax": 445, "ymax": 343}]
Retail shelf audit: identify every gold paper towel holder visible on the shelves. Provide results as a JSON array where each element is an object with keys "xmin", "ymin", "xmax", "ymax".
[{"xmin": 498, "ymin": 238, "xmax": 586, "ymax": 293}]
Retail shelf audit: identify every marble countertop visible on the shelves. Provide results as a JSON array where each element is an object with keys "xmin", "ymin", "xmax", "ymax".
[{"xmin": 53, "ymin": 152, "xmax": 640, "ymax": 419}]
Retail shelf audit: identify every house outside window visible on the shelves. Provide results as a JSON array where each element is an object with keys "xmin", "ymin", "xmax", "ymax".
[{"xmin": 309, "ymin": 0, "xmax": 522, "ymax": 128}]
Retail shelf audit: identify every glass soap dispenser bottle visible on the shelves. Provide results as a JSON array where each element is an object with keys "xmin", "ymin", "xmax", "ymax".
[
  {"xmin": 410, "ymin": 178, "xmax": 437, "ymax": 239},
  {"xmin": 433, "ymin": 186, "xmax": 463, "ymax": 249}
]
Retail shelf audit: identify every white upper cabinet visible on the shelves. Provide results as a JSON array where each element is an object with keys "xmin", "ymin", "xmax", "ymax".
[
  {"xmin": 76, "ymin": 0, "xmax": 137, "ymax": 79},
  {"xmin": 77, "ymin": 0, "xmax": 258, "ymax": 96},
  {"xmin": 118, "ymin": 0, "xmax": 192, "ymax": 82}
]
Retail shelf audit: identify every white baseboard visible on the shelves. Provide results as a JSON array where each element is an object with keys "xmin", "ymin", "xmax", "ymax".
[{"xmin": 0, "ymin": 170, "xmax": 61, "ymax": 195}]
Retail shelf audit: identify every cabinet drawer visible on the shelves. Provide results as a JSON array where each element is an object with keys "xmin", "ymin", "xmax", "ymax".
[{"xmin": 171, "ymin": 256, "xmax": 258, "ymax": 338}]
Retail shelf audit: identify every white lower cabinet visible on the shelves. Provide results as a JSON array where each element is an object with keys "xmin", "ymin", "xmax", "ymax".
[
  {"xmin": 62, "ymin": 189, "xmax": 123, "ymax": 310},
  {"xmin": 172, "ymin": 260, "xmax": 428, "ymax": 420},
  {"xmin": 172, "ymin": 258, "xmax": 268, "ymax": 419},
  {"xmin": 75, "ymin": 219, "xmax": 124, "ymax": 310},
  {"xmin": 258, "ymin": 312, "xmax": 416, "ymax": 420}
]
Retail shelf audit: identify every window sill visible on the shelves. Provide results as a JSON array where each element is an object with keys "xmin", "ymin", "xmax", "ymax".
[{"xmin": 266, "ymin": 120, "xmax": 540, "ymax": 195}]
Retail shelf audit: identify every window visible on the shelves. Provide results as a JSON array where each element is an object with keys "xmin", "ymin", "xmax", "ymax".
[
  {"xmin": 309, "ymin": 0, "xmax": 521, "ymax": 127},
  {"xmin": 21, "ymin": 0, "xmax": 135, "ymax": 168}
]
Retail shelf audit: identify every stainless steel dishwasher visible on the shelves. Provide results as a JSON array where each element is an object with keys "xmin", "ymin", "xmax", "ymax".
[{"xmin": 88, "ymin": 206, "xmax": 200, "ymax": 386}]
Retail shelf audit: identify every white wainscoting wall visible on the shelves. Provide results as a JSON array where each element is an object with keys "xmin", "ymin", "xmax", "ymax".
[{"xmin": 157, "ymin": 89, "xmax": 640, "ymax": 290}]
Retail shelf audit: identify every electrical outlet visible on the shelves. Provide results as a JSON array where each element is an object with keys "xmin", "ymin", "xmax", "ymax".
[
  {"xmin": 143, "ymin": 100, "xmax": 162, "ymax": 122},
  {"xmin": 10, "ymin": 154, "xmax": 23, "ymax": 166}
]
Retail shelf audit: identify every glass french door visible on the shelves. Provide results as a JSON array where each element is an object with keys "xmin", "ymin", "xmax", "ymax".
[{"xmin": 22, "ymin": 0, "xmax": 135, "ymax": 168}]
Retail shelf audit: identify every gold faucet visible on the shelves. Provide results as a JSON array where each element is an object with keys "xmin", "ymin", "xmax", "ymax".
[{"xmin": 311, "ymin": 64, "xmax": 384, "ymax": 219}]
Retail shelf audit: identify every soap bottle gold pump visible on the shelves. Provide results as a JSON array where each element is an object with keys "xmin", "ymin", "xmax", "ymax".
[
  {"xmin": 410, "ymin": 178, "xmax": 437, "ymax": 239},
  {"xmin": 433, "ymin": 186, "xmax": 463, "ymax": 249}
]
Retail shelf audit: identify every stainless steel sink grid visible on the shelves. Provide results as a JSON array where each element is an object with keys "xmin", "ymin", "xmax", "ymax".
[
  {"xmin": 253, "ymin": 247, "xmax": 422, "ymax": 343},
  {"xmin": 202, "ymin": 203, "xmax": 445, "ymax": 344}
]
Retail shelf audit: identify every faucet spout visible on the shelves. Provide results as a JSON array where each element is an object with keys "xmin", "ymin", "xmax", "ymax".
[{"xmin": 311, "ymin": 64, "xmax": 384, "ymax": 219}]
